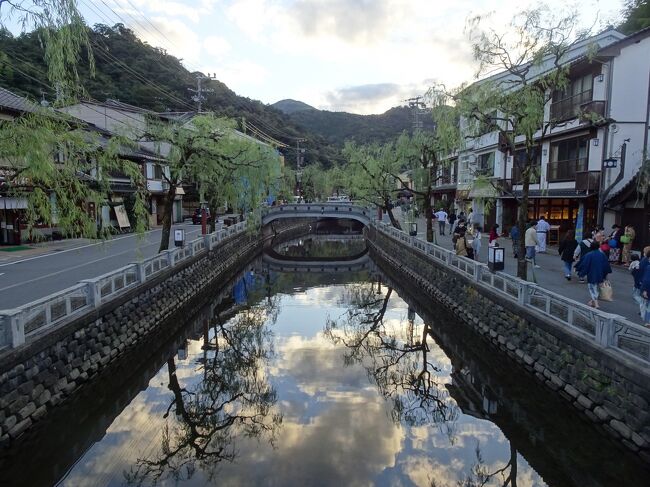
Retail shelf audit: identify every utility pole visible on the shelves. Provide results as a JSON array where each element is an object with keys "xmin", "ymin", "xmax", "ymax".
[
  {"xmin": 188, "ymin": 73, "xmax": 216, "ymax": 113},
  {"xmin": 296, "ymin": 138, "xmax": 306, "ymax": 199},
  {"xmin": 404, "ymin": 96, "xmax": 427, "ymax": 131}
]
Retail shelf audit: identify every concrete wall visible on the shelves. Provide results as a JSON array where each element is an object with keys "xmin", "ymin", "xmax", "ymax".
[{"xmin": 366, "ymin": 226, "xmax": 650, "ymax": 464}]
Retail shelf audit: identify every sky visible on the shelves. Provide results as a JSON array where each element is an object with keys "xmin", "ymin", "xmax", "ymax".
[{"xmin": 15, "ymin": 0, "xmax": 630, "ymax": 114}]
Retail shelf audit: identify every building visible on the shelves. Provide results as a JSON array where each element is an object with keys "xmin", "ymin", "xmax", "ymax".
[{"xmin": 455, "ymin": 27, "xmax": 650, "ymax": 247}]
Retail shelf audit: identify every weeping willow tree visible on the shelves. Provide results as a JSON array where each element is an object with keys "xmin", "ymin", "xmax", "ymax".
[
  {"xmin": 143, "ymin": 115, "xmax": 283, "ymax": 251},
  {"xmin": 342, "ymin": 140, "xmax": 403, "ymax": 229},
  {"xmin": 456, "ymin": 7, "xmax": 592, "ymax": 279},
  {"xmin": 0, "ymin": 108, "xmax": 148, "ymax": 239},
  {"xmin": 0, "ymin": 0, "xmax": 93, "ymax": 99}
]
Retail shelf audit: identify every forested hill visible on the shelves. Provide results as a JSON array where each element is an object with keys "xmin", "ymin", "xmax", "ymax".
[
  {"xmin": 0, "ymin": 24, "xmax": 342, "ymax": 166},
  {"xmin": 273, "ymin": 102, "xmax": 435, "ymax": 147}
]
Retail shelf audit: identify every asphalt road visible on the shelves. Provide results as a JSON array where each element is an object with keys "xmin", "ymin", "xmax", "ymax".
[{"xmin": 0, "ymin": 224, "xmax": 204, "ymax": 309}]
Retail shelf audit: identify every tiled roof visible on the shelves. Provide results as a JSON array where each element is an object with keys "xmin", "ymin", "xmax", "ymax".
[{"xmin": 0, "ymin": 87, "xmax": 39, "ymax": 114}]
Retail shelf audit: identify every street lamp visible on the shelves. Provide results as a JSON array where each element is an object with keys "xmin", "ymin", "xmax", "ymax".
[{"xmin": 409, "ymin": 222, "xmax": 418, "ymax": 236}]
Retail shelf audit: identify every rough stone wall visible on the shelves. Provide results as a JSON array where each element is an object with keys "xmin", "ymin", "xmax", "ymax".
[
  {"xmin": 0, "ymin": 222, "xmax": 308, "ymax": 445},
  {"xmin": 367, "ymin": 227, "xmax": 650, "ymax": 464}
]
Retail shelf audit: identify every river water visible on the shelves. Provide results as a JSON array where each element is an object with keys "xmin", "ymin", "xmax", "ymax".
[{"xmin": 1, "ymin": 237, "xmax": 648, "ymax": 486}]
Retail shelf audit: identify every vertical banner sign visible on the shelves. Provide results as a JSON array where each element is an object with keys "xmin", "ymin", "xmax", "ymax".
[{"xmin": 575, "ymin": 203, "xmax": 584, "ymax": 242}]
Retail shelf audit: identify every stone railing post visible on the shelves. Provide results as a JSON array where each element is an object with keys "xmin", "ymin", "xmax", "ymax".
[
  {"xmin": 445, "ymin": 251, "xmax": 453, "ymax": 266},
  {"xmin": 134, "ymin": 262, "xmax": 146, "ymax": 283},
  {"xmin": 80, "ymin": 279, "xmax": 101, "ymax": 308},
  {"xmin": 474, "ymin": 264, "xmax": 483, "ymax": 282},
  {"xmin": 517, "ymin": 281, "xmax": 534, "ymax": 306},
  {"xmin": 205, "ymin": 234, "xmax": 212, "ymax": 251},
  {"xmin": 595, "ymin": 315, "xmax": 616, "ymax": 348},
  {"xmin": 2, "ymin": 311, "xmax": 25, "ymax": 348},
  {"xmin": 165, "ymin": 249, "xmax": 176, "ymax": 267}
]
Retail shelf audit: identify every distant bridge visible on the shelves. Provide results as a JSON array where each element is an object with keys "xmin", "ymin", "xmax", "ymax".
[
  {"xmin": 261, "ymin": 203, "xmax": 373, "ymax": 226},
  {"xmin": 261, "ymin": 250, "xmax": 371, "ymax": 273}
]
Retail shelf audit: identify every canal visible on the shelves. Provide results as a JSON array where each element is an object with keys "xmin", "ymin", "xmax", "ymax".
[{"xmin": 0, "ymin": 235, "xmax": 647, "ymax": 486}]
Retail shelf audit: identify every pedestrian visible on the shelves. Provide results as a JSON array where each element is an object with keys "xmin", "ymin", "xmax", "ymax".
[
  {"xmin": 574, "ymin": 232, "xmax": 595, "ymax": 282},
  {"xmin": 471, "ymin": 225, "xmax": 482, "ymax": 261},
  {"xmin": 453, "ymin": 220, "xmax": 466, "ymax": 250},
  {"xmin": 536, "ymin": 216, "xmax": 550, "ymax": 252},
  {"xmin": 577, "ymin": 240, "xmax": 612, "ymax": 309},
  {"xmin": 489, "ymin": 224, "xmax": 500, "ymax": 247},
  {"xmin": 621, "ymin": 224, "xmax": 636, "ymax": 266},
  {"xmin": 607, "ymin": 224, "xmax": 623, "ymax": 263},
  {"xmin": 558, "ymin": 229, "xmax": 578, "ymax": 281},
  {"xmin": 467, "ymin": 210, "xmax": 474, "ymax": 230},
  {"xmin": 630, "ymin": 249, "xmax": 649, "ymax": 318},
  {"xmin": 435, "ymin": 208, "xmax": 448, "ymax": 235},
  {"xmin": 640, "ymin": 248, "xmax": 650, "ymax": 328},
  {"xmin": 449, "ymin": 211, "xmax": 457, "ymax": 230},
  {"xmin": 525, "ymin": 222, "xmax": 540, "ymax": 268},
  {"xmin": 510, "ymin": 224, "xmax": 520, "ymax": 258},
  {"xmin": 455, "ymin": 228, "xmax": 469, "ymax": 257}
]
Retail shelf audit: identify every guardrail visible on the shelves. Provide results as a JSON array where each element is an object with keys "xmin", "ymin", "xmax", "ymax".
[
  {"xmin": 0, "ymin": 220, "xmax": 249, "ymax": 350},
  {"xmin": 372, "ymin": 221, "xmax": 650, "ymax": 365},
  {"xmin": 261, "ymin": 202, "xmax": 372, "ymax": 225}
]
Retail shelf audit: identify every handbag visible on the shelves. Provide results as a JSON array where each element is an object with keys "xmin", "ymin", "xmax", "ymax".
[{"xmin": 599, "ymin": 280, "xmax": 613, "ymax": 301}]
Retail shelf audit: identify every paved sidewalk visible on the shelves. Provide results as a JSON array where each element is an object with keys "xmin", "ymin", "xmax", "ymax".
[
  {"xmin": 0, "ymin": 238, "xmax": 97, "ymax": 264},
  {"xmin": 390, "ymin": 209, "xmax": 642, "ymax": 324}
]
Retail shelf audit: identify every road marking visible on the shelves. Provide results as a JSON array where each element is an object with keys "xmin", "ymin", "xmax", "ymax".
[
  {"xmin": 0, "ymin": 227, "xmax": 205, "ymax": 294},
  {"xmin": 0, "ymin": 226, "xmax": 201, "ymax": 268}
]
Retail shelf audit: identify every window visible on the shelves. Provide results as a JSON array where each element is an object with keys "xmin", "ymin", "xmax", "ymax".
[
  {"xmin": 511, "ymin": 148, "xmax": 541, "ymax": 184},
  {"xmin": 153, "ymin": 164, "xmax": 163, "ymax": 180},
  {"xmin": 476, "ymin": 152, "xmax": 494, "ymax": 176},
  {"xmin": 547, "ymin": 136, "xmax": 590, "ymax": 182},
  {"xmin": 551, "ymin": 74, "xmax": 593, "ymax": 121}
]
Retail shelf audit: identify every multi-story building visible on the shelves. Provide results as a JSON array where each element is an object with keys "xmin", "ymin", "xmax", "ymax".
[{"xmin": 453, "ymin": 27, "xmax": 650, "ymax": 246}]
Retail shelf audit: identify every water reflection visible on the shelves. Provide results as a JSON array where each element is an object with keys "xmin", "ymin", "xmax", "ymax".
[
  {"xmin": 125, "ymin": 290, "xmax": 282, "ymax": 485},
  {"xmin": 275, "ymin": 235, "xmax": 366, "ymax": 259}
]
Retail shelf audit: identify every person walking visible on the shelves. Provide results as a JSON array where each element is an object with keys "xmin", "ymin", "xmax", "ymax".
[
  {"xmin": 467, "ymin": 210, "xmax": 474, "ymax": 230},
  {"xmin": 489, "ymin": 224, "xmax": 500, "ymax": 247},
  {"xmin": 471, "ymin": 225, "xmax": 482, "ymax": 261},
  {"xmin": 510, "ymin": 224, "xmax": 520, "ymax": 258},
  {"xmin": 536, "ymin": 216, "xmax": 550, "ymax": 253},
  {"xmin": 578, "ymin": 241, "xmax": 612, "ymax": 309},
  {"xmin": 435, "ymin": 208, "xmax": 448, "ymax": 236},
  {"xmin": 608, "ymin": 224, "xmax": 623, "ymax": 263},
  {"xmin": 640, "ymin": 248, "xmax": 650, "ymax": 328},
  {"xmin": 559, "ymin": 229, "xmax": 578, "ymax": 281},
  {"xmin": 574, "ymin": 233, "xmax": 595, "ymax": 283},
  {"xmin": 632, "ymin": 247, "xmax": 650, "ymax": 317},
  {"xmin": 448, "ymin": 211, "xmax": 457, "ymax": 232},
  {"xmin": 455, "ymin": 228, "xmax": 469, "ymax": 257},
  {"xmin": 622, "ymin": 224, "xmax": 636, "ymax": 266},
  {"xmin": 525, "ymin": 222, "xmax": 540, "ymax": 268}
]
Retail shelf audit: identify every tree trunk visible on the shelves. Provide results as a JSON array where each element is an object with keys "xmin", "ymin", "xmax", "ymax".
[
  {"xmin": 517, "ymin": 174, "xmax": 531, "ymax": 280},
  {"xmin": 385, "ymin": 200, "xmax": 402, "ymax": 230},
  {"xmin": 158, "ymin": 185, "xmax": 175, "ymax": 253},
  {"xmin": 424, "ymin": 190, "xmax": 433, "ymax": 242}
]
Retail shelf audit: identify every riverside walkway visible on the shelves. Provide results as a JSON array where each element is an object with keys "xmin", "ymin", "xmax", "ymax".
[{"xmin": 393, "ymin": 209, "xmax": 642, "ymax": 324}]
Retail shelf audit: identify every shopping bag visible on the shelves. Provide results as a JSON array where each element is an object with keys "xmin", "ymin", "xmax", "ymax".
[{"xmin": 599, "ymin": 280, "xmax": 613, "ymax": 301}]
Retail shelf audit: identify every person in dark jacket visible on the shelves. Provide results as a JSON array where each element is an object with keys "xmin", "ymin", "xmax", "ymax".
[
  {"xmin": 639, "ymin": 247, "xmax": 650, "ymax": 327},
  {"xmin": 559, "ymin": 229, "xmax": 579, "ymax": 280},
  {"xmin": 510, "ymin": 225, "xmax": 520, "ymax": 258},
  {"xmin": 578, "ymin": 241, "xmax": 612, "ymax": 309}
]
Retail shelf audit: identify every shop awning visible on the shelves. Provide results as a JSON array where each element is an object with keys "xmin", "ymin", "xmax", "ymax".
[{"xmin": 0, "ymin": 196, "xmax": 28, "ymax": 209}]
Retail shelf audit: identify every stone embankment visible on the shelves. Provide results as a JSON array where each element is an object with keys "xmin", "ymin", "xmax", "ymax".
[
  {"xmin": 0, "ymin": 221, "xmax": 309, "ymax": 445},
  {"xmin": 366, "ymin": 226, "xmax": 650, "ymax": 464}
]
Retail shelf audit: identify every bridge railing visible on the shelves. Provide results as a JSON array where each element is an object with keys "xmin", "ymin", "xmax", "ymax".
[
  {"xmin": 372, "ymin": 221, "xmax": 650, "ymax": 365},
  {"xmin": 261, "ymin": 203, "xmax": 373, "ymax": 224},
  {"xmin": 0, "ymin": 220, "xmax": 250, "ymax": 350}
]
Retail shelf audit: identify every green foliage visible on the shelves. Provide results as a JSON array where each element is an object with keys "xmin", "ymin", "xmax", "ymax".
[
  {"xmin": 618, "ymin": 0, "xmax": 650, "ymax": 34},
  {"xmin": 0, "ymin": 109, "xmax": 148, "ymax": 238}
]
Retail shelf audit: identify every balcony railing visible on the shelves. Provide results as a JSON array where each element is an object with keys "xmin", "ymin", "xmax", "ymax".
[
  {"xmin": 550, "ymin": 89, "xmax": 592, "ymax": 121},
  {"xmin": 511, "ymin": 165, "xmax": 541, "ymax": 184},
  {"xmin": 575, "ymin": 170, "xmax": 601, "ymax": 192},
  {"xmin": 547, "ymin": 157, "xmax": 589, "ymax": 182}
]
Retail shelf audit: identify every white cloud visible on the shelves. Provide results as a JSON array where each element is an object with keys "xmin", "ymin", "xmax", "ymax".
[
  {"xmin": 131, "ymin": 16, "xmax": 201, "ymax": 64},
  {"xmin": 203, "ymin": 60, "xmax": 269, "ymax": 89},
  {"xmin": 203, "ymin": 35, "xmax": 232, "ymax": 59}
]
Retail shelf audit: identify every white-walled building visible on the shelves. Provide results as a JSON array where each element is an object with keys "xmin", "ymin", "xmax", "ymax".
[{"xmin": 454, "ymin": 27, "xmax": 649, "ymax": 246}]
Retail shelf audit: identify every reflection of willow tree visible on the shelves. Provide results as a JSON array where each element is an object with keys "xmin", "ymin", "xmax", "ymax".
[
  {"xmin": 324, "ymin": 281, "xmax": 459, "ymax": 431},
  {"xmin": 431, "ymin": 442, "xmax": 519, "ymax": 487},
  {"xmin": 280, "ymin": 238, "xmax": 367, "ymax": 259},
  {"xmin": 126, "ymin": 303, "xmax": 282, "ymax": 485}
]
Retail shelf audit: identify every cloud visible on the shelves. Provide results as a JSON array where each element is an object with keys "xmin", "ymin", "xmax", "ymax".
[
  {"xmin": 322, "ymin": 81, "xmax": 431, "ymax": 114},
  {"xmin": 130, "ymin": 16, "xmax": 201, "ymax": 63},
  {"xmin": 202, "ymin": 60, "xmax": 269, "ymax": 88},
  {"xmin": 203, "ymin": 35, "xmax": 232, "ymax": 59}
]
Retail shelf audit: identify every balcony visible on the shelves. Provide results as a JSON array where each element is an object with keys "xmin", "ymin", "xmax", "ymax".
[
  {"xmin": 511, "ymin": 165, "xmax": 541, "ymax": 185},
  {"xmin": 550, "ymin": 90, "xmax": 592, "ymax": 121},
  {"xmin": 547, "ymin": 157, "xmax": 589, "ymax": 182},
  {"xmin": 575, "ymin": 170, "xmax": 601, "ymax": 192},
  {"xmin": 579, "ymin": 100, "xmax": 607, "ymax": 125}
]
